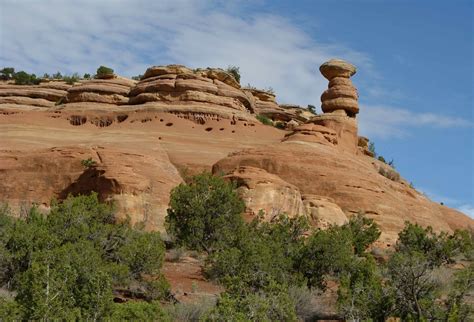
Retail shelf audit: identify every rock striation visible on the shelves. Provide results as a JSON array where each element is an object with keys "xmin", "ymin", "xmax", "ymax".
[
  {"xmin": 0, "ymin": 81, "xmax": 71, "ymax": 108},
  {"xmin": 127, "ymin": 65, "xmax": 256, "ymax": 123},
  {"xmin": 212, "ymin": 59, "xmax": 473, "ymax": 244},
  {"xmin": 0, "ymin": 146, "xmax": 182, "ymax": 230},
  {"xmin": 320, "ymin": 59, "xmax": 359, "ymax": 117},
  {"xmin": 65, "ymin": 76, "xmax": 136, "ymax": 105},
  {"xmin": 0, "ymin": 60, "xmax": 472, "ymax": 245}
]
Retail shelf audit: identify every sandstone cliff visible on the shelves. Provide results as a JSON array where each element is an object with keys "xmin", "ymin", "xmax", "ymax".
[{"xmin": 0, "ymin": 61, "xmax": 472, "ymax": 244}]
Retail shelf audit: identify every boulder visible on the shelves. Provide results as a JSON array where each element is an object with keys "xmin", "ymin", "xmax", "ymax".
[
  {"xmin": 224, "ymin": 166, "xmax": 306, "ymax": 221},
  {"xmin": 302, "ymin": 194, "xmax": 348, "ymax": 229}
]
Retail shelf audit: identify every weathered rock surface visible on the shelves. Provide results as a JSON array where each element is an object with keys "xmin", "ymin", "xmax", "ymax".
[
  {"xmin": 0, "ymin": 146, "xmax": 182, "ymax": 230},
  {"xmin": 320, "ymin": 59, "xmax": 359, "ymax": 116},
  {"xmin": 0, "ymin": 61, "xmax": 472, "ymax": 245},
  {"xmin": 65, "ymin": 77, "xmax": 136, "ymax": 105},
  {"xmin": 0, "ymin": 82, "xmax": 70, "ymax": 106},
  {"xmin": 213, "ymin": 141, "xmax": 472, "ymax": 245},
  {"xmin": 127, "ymin": 65, "xmax": 255, "ymax": 123},
  {"xmin": 302, "ymin": 195, "xmax": 348, "ymax": 229},
  {"xmin": 224, "ymin": 166, "xmax": 306, "ymax": 221}
]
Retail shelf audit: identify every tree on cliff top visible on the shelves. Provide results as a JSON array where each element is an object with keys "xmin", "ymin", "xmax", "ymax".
[
  {"xmin": 226, "ymin": 65, "xmax": 240, "ymax": 84},
  {"xmin": 96, "ymin": 65, "xmax": 114, "ymax": 78}
]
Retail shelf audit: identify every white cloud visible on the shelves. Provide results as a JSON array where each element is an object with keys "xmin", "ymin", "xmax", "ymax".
[
  {"xmin": 458, "ymin": 205, "xmax": 474, "ymax": 218},
  {"xmin": 0, "ymin": 0, "xmax": 372, "ymax": 107},
  {"xmin": 358, "ymin": 104, "xmax": 473, "ymax": 139}
]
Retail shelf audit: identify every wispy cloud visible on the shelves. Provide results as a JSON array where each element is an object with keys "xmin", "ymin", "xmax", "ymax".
[
  {"xmin": 0, "ymin": 0, "xmax": 372, "ymax": 108},
  {"xmin": 418, "ymin": 187, "xmax": 474, "ymax": 219},
  {"xmin": 458, "ymin": 205, "xmax": 474, "ymax": 218},
  {"xmin": 358, "ymin": 104, "xmax": 473, "ymax": 139}
]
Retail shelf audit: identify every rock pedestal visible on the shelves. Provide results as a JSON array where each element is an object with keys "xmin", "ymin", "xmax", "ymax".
[{"xmin": 320, "ymin": 59, "xmax": 358, "ymax": 117}]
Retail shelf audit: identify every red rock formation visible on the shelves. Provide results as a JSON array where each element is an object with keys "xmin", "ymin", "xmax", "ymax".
[
  {"xmin": 213, "ymin": 59, "xmax": 473, "ymax": 244},
  {"xmin": 0, "ymin": 146, "xmax": 182, "ymax": 230}
]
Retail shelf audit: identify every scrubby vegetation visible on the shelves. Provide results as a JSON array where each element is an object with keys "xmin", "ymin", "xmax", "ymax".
[
  {"xmin": 307, "ymin": 104, "xmax": 317, "ymax": 114},
  {"xmin": 0, "ymin": 173, "xmax": 472, "ymax": 320},
  {"xmin": 166, "ymin": 173, "xmax": 474, "ymax": 321},
  {"xmin": 256, "ymin": 114, "xmax": 273, "ymax": 126},
  {"xmin": 96, "ymin": 65, "xmax": 114, "ymax": 78},
  {"xmin": 1, "ymin": 67, "xmax": 83, "ymax": 85},
  {"xmin": 225, "ymin": 66, "xmax": 240, "ymax": 84},
  {"xmin": 0, "ymin": 194, "xmax": 169, "ymax": 320}
]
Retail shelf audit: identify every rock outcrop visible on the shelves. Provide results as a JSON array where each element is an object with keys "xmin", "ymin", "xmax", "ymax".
[
  {"xmin": 0, "ymin": 146, "xmax": 182, "ymax": 230},
  {"xmin": 0, "ymin": 60, "xmax": 472, "ymax": 245},
  {"xmin": 127, "ymin": 65, "xmax": 256, "ymax": 123},
  {"xmin": 213, "ymin": 59, "xmax": 473, "ymax": 244},
  {"xmin": 65, "ymin": 77, "xmax": 136, "ymax": 105},
  {"xmin": 0, "ymin": 81, "xmax": 71, "ymax": 108},
  {"xmin": 224, "ymin": 166, "xmax": 306, "ymax": 221},
  {"xmin": 247, "ymin": 89, "xmax": 314, "ymax": 127},
  {"xmin": 320, "ymin": 59, "xmax": 359, "ymax": 117}
]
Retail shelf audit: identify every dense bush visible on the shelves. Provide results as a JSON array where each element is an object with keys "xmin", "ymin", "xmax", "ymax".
[
  {"xmin": 225, "ymin": 65, "xmax": 240, "ymax": 83},
  {"xmin": 256, "ymin": 114, "xmax": 272, "ymax": 126},
  {"xmin": 165, "ymin": 172, "xmax": 245, "ymax": 252},
  {"xmin": 307, "ymin": 104, "xmax": 317, "ymax": 114},
  {"xmin": 0, "ymin": 67, "xmax": 15, "ymax": 80},
  {"xmin": 0, "ymin": 194, "xmax": 168, "ymax": 320},
  {"xmin": 13, "ymin": 71, "xmax": 41, "ymax": 85},
  {"xmin": 63, "ymin": 72, "xmax": 80, "ymax": 85},
  {"xmin": 96, "ymin": 65, "xmax": 114, "ymax": 78}
]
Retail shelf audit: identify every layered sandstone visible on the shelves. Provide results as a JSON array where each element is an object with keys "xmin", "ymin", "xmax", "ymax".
[
  {"xmin": 65, "ymin": 76, "xmax": 136, "ymax": 105},
  {"xmin": 212, "ymin": 59, "xmax": 473, "ymax": 244},
  {"xmin": 127, "ymin": 65, "xmax": 255, "ymax": 124},
  {"xmin": 320, "ymin": 59, "xmax": 359, "ymax": 117},
  {"xmin": 0, "ymin": 146, "xmax": 182, "ymax": 230},
  {"xmin": 0, "ymin": 81, "xmax": 71, "ymax": 108},
  {"xmin": 0, "ymin": 60, "xmax": 472, "ymax": 245}
]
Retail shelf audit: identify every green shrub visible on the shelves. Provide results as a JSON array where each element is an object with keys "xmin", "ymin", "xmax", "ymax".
[
  {"xmin": 110, "ymin": 301, "xmax": 169, "ymax": 321},
  {"xmin": 83, "ymin": 73, "xmax": 91, "ymax": 79},
  {"xmin": 167, "ymin": 299, "xmax": 215, "ymax": 321},
  {"xmin": 96, "ymin": 65, "xmax": 114, "ymax": 78},
  {"xmin": 225, "ymin": 66, "xmax": 240, "ymax": 83},
  {"xmin": 368, "ymin": 142, "xmax": 376, "ymax": 156},
  {"xmin": 0, "ymin": 67, "xmax": 15, "ymax": 80},
  {"xmin": 205, "ymin": 281, "xmax": 297, "ymax": 322},
  {"xmin": 275, "ymin": 121, "xmax": 286, "ymax": 129},
  {"xmin": 165, "ymin": 172, "xmax": 245, "ymax": 252},
  {"xmin": 13, "ymin": 71, "xmax": 41, "ymax": 85},
  {"xmin": 346, "ymin": 214, "xmax": 381, "ymax": 255},
  {"xmin": 307, "ymin": 104, "xmax": 317, "ymax": 115},
  {"xmin": 63, "ymin": 73, "xmax": 80, "ymax": 85},
  {"xmin": 256, "ymin": 114, "xmax": 272, "ymax": 126},
  {"xmin": 0, "ymin": 194, "xmax": 168, "ymax": 320},
  {"xmin": 206, "ymin": 214, "xmax": 308, "ymax": 291},
  {"xmin": 52, "ymin": 72, "xmax": 62, "ymax": 79},
  {"xmin": 81, "ymin": 157, "xmax": 97, "ymax": 168}
]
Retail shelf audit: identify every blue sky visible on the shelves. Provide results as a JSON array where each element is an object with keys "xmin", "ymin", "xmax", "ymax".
[{"xmin": 1, "ymin": 0, "xmax": 473, "ymax": 216}]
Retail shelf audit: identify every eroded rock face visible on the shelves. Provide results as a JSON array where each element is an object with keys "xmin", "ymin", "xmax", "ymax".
[
  {"xmin": 302, "ymin": 195, "xmax": 348, "ymax": 229},
  {"xmin": 0, "ymin": 146, "xmax": 182, "ymax": 230},
  {"xmin": 213, "ymin": 140, "xmax": 473, "ymax": 245},
  {"xmin": 65, "ymin": 77, "xmax": 137, "ymax": 105},
  {"xmin": 224, "ymin": 166, "xmax": 306, "ymax": 221},
  {"xmin": 127, "ymin": 65, "xmax": 255, "ymax": 123},
  {"xmin": 320, "ymin": 59, "xmax": 359, "ymax": 117},
  {"xmin": 0, "ymin": 81, "xmax": 71, "ymax": 108}
]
